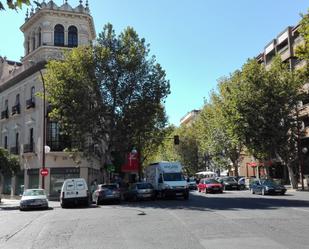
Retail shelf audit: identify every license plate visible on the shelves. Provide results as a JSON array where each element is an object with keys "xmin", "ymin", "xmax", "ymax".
[
  {"xmin": 143, "ymin": 194, "xmax": 151, "ymax": 197},
  {"xmin": 213, "ymin": 188, "xmax": 218, "ymax": 190},
  {"xmin": 275, "ymin": 190, "xmax": 281, "ymax": 192},
  {"xmin": 232, "ymin": 186, "xmax": 237, "ymax": 188},
  {"xmin": 176, "ymin": 193, "xmax": 183, "ymax": 196}
]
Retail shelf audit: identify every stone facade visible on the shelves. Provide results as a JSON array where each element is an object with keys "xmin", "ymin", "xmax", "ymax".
[{"xmin": 0, "ymin": 1, "xmax": 103, "ymax": 198}]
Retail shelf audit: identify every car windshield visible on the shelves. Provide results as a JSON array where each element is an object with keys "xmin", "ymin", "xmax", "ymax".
[
  {"xmin": 224, "ymin": 177, "xmax": 236, "ymax": 182},
  {"xmin": 101, "ymin": 185, "xmax": 118, "ymax": 190},
  {"xmin": 261, "ymin": 179, "xmax": 278, "ymax": 186},
  {"xmin": 23, "ymin": 189, "xmax": 46, "ymax": 196},
  {"xmin": 163, "ymin": 173, "xmax": 184, "ymax": 181},
  {"xmin": 205, "ymin": 179, "xmax": 219, "ymax": 184},
  {"xmin": 136, "ymin": 183, "xmax": 153, "ymax": 189}
]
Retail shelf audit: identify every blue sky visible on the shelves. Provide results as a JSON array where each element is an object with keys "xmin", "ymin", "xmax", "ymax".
[{"xmin": 0, "ymin": 0, "xmax": 308, "ymax": 126}]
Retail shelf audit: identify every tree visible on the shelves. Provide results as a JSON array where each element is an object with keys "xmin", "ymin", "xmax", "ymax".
[
  {"xmin": 0, "ymin": 148, "xmax": 20, "ymax": 176},
  {"xmin": 228, "ymin": 57, "xmax": 303, "ymax": 188},
  {"xmin": 295, "ymin": 9, "xmax": 309, "ymax": 79},
  {"xmin": 45, "ymin": 23, "xmax": 170, "ymax": 174},
  {"xmin": 0, "ymin": 0, "xmax": 29, "ymax": 11}
]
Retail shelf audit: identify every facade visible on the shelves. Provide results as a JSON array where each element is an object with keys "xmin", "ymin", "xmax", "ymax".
[
  {"xmin": 0, "ymin": 0, "xmax": 103, "ymax": 198},
  {"xmin": 239, "ymin": 21, "xmax": 308, "ymax": 180},
  {"xmin": 180, "ymin": 109, "xmax": 200, "ymax": 126}
]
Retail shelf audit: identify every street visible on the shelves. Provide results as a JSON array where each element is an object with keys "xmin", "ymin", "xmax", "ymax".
[{"xmin": 1, "ymin": 190, "xmax": 309, "ymax": 249}]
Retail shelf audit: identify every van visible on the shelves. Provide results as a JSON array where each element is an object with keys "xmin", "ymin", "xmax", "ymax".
[{"xmin": 60, "ymin": 178, "xmax": 91, "ymax": 208}]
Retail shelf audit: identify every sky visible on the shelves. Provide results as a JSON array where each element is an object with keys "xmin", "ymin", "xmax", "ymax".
[{"xmin": 0, "ymin": 0, "xmax": 308, "ymax": 126}]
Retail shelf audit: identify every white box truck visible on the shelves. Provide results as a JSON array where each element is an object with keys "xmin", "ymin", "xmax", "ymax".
[{"xmin": 145, "ymin": 161, "xmax": 189, "ymax": 199}]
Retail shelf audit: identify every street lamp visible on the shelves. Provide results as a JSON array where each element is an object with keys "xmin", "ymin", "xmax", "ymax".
[{"xmin": 29, "ymin": 60, "xmax": 48, "ymax": 189}]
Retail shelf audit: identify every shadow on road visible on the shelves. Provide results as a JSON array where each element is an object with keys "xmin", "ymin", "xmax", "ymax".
[{"xmin": 120, "ymin": 192, "xmax": 309, "ymax": 212}]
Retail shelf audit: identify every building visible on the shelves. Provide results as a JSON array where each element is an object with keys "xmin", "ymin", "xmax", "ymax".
[
  {"xmin": 239, "ymin": 20, "xmax": 308, "ymax": 180},
  {"xmin": 180, "ymin": 109, "xmax": 200, "ymax": 126},
  {"xmin": 0, "ymin": 0, "xmax": 103, "ymax": 198}
]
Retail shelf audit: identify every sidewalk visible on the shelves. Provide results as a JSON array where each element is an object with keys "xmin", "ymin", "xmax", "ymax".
[{"xmin": 0, "ymin": 196, "xmax": 60, "ymax": 210}]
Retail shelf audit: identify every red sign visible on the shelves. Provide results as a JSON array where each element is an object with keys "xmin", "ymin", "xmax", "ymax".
[
  {"xmin": 121, "ymin": 152, "xmax": 139, "ymax": 172},
  {"xmin": 40, "ymin": 168, "xmax": 49, "ymax": 176}
]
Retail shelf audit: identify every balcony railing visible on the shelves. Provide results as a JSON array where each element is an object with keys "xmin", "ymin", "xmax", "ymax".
[
  {"xmin": 10, "ymin": 146, "xmax": 19, "ymax": 155},
  {"xmin": 23, "ymin": 143, "xmax": 35, "ymax": 153},
  {"xmin": 11, "ymin": 104, "xmax": 20, "ymax": 115},
  {"xmin": 26, "ymin": 99, "xmax": 35, "ymax": 109},
  {"xmin": 1, "ymin": 109, "xmax": 8, "ymax": 119}
]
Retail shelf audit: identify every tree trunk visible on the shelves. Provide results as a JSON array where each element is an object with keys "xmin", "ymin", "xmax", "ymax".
[{"xmin": 287, "ymin": 163, "xmax": 298, "ymax": 189}]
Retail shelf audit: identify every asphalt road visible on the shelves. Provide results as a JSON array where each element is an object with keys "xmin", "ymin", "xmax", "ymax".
[{"xmin": 1, "ymin": 190, "xmax": 309, "ymax": 249}]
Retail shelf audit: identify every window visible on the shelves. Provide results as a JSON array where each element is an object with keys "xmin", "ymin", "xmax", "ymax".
[
  {"xmin": 32, "ymin": 35, "xmax": 35, "ymax": 51},
  {"xmin": 30, "ymin": 128, "xmax": 34, "ymax": 147},
  {"xmin": 38, "ymin": 27, "xmax": 42, "ymax": 47},
  {"xmin": 27, "ymin": 37, "xmax": 30, "ymax": 54},
  {"xmin": 4, "ymin": 136, "xmax": 8, "ymax": 149},
  {"xmin": 54, "ymin": 24, "xmax": 64, "ymax": 46},
  {"xmin": 68, "ymin": 26, "xmax": 78, "ymax": 47},
  {"xmin": 5, "ymin": 99, "xmax": 8, "ymax": 110},
  {"xmin": 16, "ymin": 94, "xmax": 20, "ymax": 105},
  {"xmin": 31, "ymin": 86, "xmax": 35, "ymax": 101},
  {"xmin": 15, "ymin": 132, "xmax": 19, "ymax": 154}
]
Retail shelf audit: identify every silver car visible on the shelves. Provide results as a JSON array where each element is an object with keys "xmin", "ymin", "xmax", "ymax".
[{"xmin": 20, "ymin": 189, "xmax": 49, "ymax": 211}]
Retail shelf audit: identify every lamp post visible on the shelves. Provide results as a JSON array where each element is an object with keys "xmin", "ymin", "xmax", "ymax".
[
  {"xmin": 38, "ymin": 69, "xmax": 47, "ymax": 189},
  {"xmin": 29, "ymin": 60, "xmax": 49, "ymax": 189}
]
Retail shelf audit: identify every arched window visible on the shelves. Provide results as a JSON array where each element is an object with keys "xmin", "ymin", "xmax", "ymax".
[
  {"xmin": 32, "ymin": 35, "xmax": 35, "ymax": 51},
  {"xmin": 68, "ymin": 26, "xmax": 78, "ymax": 47},
  {"xmin": 38, "ymin": 27, "xmax": 42, "ymax": 47},
  {"xmin": 31, "ymin": 86, "xmax": 35, "ymax": 101},
  {"xmin": 54, "ymin": 24, "xmax": 64, "ymax": 46}
]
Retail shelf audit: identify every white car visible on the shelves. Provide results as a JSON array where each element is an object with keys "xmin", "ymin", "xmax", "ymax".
[
  {"xmin": 60, "ymin": 178, "xmax": 91, "ymax": 208},
  {"xmin": 20, "ymin": 189, "xmax": 49, "ymax": 211}
]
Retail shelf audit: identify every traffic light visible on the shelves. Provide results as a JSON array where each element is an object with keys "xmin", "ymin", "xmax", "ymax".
[{"xmin": 174, "ymin": 135, "xmax": 180, "ymax": 145}]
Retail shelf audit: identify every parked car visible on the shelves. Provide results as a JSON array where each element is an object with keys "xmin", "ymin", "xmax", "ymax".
[
  {"xmin": 237, "ymin": 177, "xmax": 246, "ymax": 190},
  {"xmin": 217, "ymin": 177, "xmax": 240, "ymax": 190},
  {"xmin": 197, "ymin": 178, "xmax": 223, "ymax": 193},
  {"xmin": 60, "ymin": 178, "xmax": 91, "ymax": 208},
  {"xmin": 20, "ymin": 189, "xmax": 49, "ymax": 211},
  {"xmin": 123, "ymin": 182, "xmax": 155, "ymax": 201},
  {"xmin": 250, "ymin": 179, "xmax": 287, "ymax": 195},
  {"xmin": 93, "ymin": 184, "xmax": 121, "ymax": 205},
  {"xmin": 187, "ymin": 177, "xmax": 197, "ymax": 190}
]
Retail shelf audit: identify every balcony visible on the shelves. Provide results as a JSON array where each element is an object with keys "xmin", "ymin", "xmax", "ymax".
[
  {"xmin": 1, "ymin": 109, "xmax": 8, "ymax": 120},
  {"xmin": 277, "ymin": 45, "xmax": 290, "ymax": 62},
  {"xmin": 23, "ymin": 143, "xmax": 35, "ymax": 153},
  {"xmin": 10, "ymin": 146, "xmax": 19, "ymax": 155},
  {"xmin": 26, "ymin": 99, "xmax": 35, "ymax": 109},
  {"xmin": 11, "ymin": 104, "xmax": 20, "ymax": 116}
]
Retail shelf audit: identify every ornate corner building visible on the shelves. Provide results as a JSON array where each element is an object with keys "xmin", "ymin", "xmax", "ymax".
[{"xmin": 0, "ymin": 0, "xmax": 103, "ymax": 199}]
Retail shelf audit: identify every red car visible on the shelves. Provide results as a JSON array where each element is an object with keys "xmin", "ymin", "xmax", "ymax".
[{"xmin": 197, "ymin": 178, "xmax": 223, "ymax": 193}]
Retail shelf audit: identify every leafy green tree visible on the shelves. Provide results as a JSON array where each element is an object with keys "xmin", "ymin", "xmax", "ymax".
[
  {"xmin": 0, "ymin": 148, "xmax": 20, "ymax": 176},
  {"xmin": 0, "ymin": 0, "xmax": 29, "ymax": 11},
  {"xmin": 295, "ymin": 9, "xmax": 309, "ymax": 79},
  {"xmin": 228, "ymin": 57, "xmax": 303, "ymax": 188},
  {"xmin": 45, "ymin": 24, "xmax": 170, "ymax": 174}
]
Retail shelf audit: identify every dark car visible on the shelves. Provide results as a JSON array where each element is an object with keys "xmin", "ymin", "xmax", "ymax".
[
  {"xmin": 123, "ymin": 182, "xmax": 155, "ymax": 201},
  {"xmin": 92, "ymin": 184, "xmax": 121, "ymax": 205},
  {"xmin": 217, "ymin": 177, "xmax": 240, "ymax": 190},
  {"xmin": 250, "ymin": 179, "xmax": 286, "ymax": 195}
]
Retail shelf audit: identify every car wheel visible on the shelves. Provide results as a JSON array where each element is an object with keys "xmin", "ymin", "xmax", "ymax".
[
  {"xmin": 281, "ymin": 191, "xmax": 285, "ymax": 195},
  {"xmin": 261, "ymin": 188, "xmax": 265, "ymax": 196},
  {"xmin": 251, "ymin": 188, "xmax": 255, "ymax": 194},
  {"xmin": 132, "ymin": 195, "xmax": 138, "ymax": 202}
]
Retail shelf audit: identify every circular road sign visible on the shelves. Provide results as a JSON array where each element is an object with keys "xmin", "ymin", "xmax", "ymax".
[{"xmin": 40, "ymin": 168, "xmax": 49, "ymax": 176}]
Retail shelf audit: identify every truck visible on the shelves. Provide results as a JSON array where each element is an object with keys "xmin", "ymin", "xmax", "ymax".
[{"xmin": 145, "ymin": 161, "xmax": 189, "ymax": 199}]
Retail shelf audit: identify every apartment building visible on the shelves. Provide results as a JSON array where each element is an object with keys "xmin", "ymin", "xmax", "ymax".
[
  {"xmin": 0, "ymin": 0, "xmax": 103, "ymax": 198},
  {"xmin": 239, "ymin": 21, "xmax": 308, "ymax": 179},
  {"xmin": 180, "ymin": 110, "xmax": 200, "ymax": 126}
]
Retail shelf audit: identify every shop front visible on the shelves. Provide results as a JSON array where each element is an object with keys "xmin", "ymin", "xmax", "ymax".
[{"xmin": 49, "ymin": 167, "xmax": 80, "ymax": 200}]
